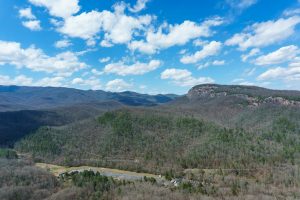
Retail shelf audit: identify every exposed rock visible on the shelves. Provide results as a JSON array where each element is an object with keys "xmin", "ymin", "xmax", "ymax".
[
  {"xmin": 263, "ymin": 97, "xmax": 300, "ymax": 106},
  {"xmin": 187, "ymin": 85, "xmax": 226, "ymax": 99},
  {"xmin": 187, "ymin": 84, "xmax": 300, "ymax": 107}
]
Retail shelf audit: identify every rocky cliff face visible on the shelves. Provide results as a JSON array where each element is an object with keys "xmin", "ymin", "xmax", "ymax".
[
  {"xmin": 187, "ymin": 85, "xmax": 227, "ymax": 99},
  {"xmin": 187, "ymin": 84, "xmax": 300, "ymax": 107}
]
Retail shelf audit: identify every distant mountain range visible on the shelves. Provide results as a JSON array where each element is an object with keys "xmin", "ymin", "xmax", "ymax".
[
  {"xmin": 0, "ymin": 85, "xmax": 178, "ymax": 112},
  {"xmin": 1, "ymin": 84, "xmax": 300, "ymax": 146}
]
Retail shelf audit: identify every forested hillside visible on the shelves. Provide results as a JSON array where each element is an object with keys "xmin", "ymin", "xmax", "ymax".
[
  {"xmin": 5, "ymin": 84, "xmax": 300, "ymax": 199},
  {"xmin": 16, "ymin": 108, "xmax": 300, "ymax": 174},
  {"xmin": 165, "ymin": 84, "xmax": 300, "ymax": 130},
  {"xmin": 0, "ymin": 85, "xmax": 177, "ymax": 146}
]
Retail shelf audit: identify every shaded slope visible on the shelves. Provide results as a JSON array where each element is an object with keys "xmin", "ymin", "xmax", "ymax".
[{"xmin": 0, "ymin": 101, "xmax": 123, "ymax": 146}]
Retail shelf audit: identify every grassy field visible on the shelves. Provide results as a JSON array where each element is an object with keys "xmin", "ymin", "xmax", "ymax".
[{"xmin": 36, "ymin": 162, "xmax": 160, "ymax": 179}]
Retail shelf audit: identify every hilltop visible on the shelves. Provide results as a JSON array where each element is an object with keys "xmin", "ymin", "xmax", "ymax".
[{"xmin": 3, "ymin": 84, "xmax": 300, "ymax": 199}]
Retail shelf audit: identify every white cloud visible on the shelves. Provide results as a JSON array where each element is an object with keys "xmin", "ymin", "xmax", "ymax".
[
  {"xmin": 19, "ymin": 8, "xmax": 41, "ymax": 31},
  {"xmin": 197, "ymin": 63, "xmax": 210, "ymax": 69},
  {"xmin": 104, "ymin": 60, "xmax": 160, "ymax": 76},
  {"xmin": 29, "ymin": 0, "xmax": 80, "ymax": 18},
  {"xmin": 129, "ymin": 0, "xmax": 150, "ymax": 13},
  {"xmin": 180, "ymin": 41, "xmax": 222, "ymax": 64},
  {"xmin": 226, "ymin": 0, "xmax": 257, "ymax": 10},
  {"xmin": 241, "ymin": 48, "xmax": 260, "ymax": 62},
  {"xmin": 257, "ymin": 65, "xmax": 300, "ymax": 83},
  {"xmin": 58, "ymin": 11, "xmax": 103, "ymax": 41},
  {"xmin": 58, "ymin": 8, "xmax": 152, "ymax": 46},
  {"xmin": 100, "ymin": 40, "xmax": 113, "ymax": 47},
  {"xmin": 0, "ymin": 40, "xmax": 87, "ymax": 76},
  {"xmin": 226, "ymin": 16, "xmax": 300, "ymax": 50},
  {"xmin": 161, "ymin": 68, "xmax": 214, "ymax": 87},
  {"xmin": 91, "ymin": 69, "xmax": 103, "ymax": 76},
  {"xmin": 193, "ymin": 39, "xmax": 208, "ymax": 47},
  {"xmin": 102, "ymin": 4, "xmax": 153, "ymax": 45},
  {"xmin": 50, "ymin": 18, "xmax": 63, "ymax": 27},
  {"xmin": 54, "ymin": 39, "xmax": 72, "ymax": 48},
  {"xmin": 0, "ymin": 75, "xmax": 64, "ymax": 87},
  {"xmin": 105, "ymin": 79, "xmax": 132, "ymax": 92},
  {"xmin": 72, "ymin": 77, "xmax": 101, "ymax": 90},
  {"xmin": 35, "ymin": 76, "xmax": 64, "ymax": 87},
  {"xmin": 129, "ymin": 17, "xmax": 224, "ymax": 54},
  {"xmin": 99, "ymin": 57, "xmax": 111, "ymax": 63},
  {"xmin": 22, "ymin": 20, "xmax": 42, "ymax": 31},
  {"xmin": 198, "ymin": 60, "xmax": 225, "ymax": 69},
  {"xmin": 179, "ymin": 49, "xmax": 187, "ymax": 55},
  {"xmin": 19, "ymin": 7, "xmax": 36, "ymax": 19},
  {"xmin": 0, "ymin": 75, "xmax": 33, "ymax": 86},
  {"xmin": 212, "ymin": 60, "xmax": 225, "ymax": 65},
  {"xmin": 255, "ymin": 45, "xmax": 300, "ymax": 65},
  {"xmin": 283, "ymin": 8, "xmax": 300, "ymax": 17}
]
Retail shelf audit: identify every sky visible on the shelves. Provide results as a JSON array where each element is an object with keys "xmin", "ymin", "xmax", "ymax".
[{"xmin": 0, "ymin": 0, "xmax": 300, "ymax": 94}]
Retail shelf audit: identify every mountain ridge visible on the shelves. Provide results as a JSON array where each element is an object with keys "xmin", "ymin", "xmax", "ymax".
[{"xmin": 0, "ymin": 85, "xmax": 179, "ymax": 112}]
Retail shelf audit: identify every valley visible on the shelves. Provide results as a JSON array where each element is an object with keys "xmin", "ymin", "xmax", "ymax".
[{"xmin": 1, "ymin": 84, "xmax": 300, "ymax": 199}]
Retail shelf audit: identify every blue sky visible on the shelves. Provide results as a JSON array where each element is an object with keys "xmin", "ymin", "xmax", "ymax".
[{"xmin": 0, "ymin": 0, "xmax": 300, "ymax": 94}]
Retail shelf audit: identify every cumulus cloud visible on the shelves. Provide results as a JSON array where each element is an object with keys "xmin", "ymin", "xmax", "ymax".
[
  {"xmin": 257, "ymin": 64, "xmax": 300, "ymax": 82},
  {"xmin": 22, "ymin": 20, "xmax": 42, "ymax": 31},
  {"xmin": 103, "ymin": 11, "xmax": 152, "ymax": 45},
  {"xmin": 91, "ymin": 69, "xmax": 103, "ymax": 76},
  {"xmin": 99, "ymin": 57, "xmax": 111, "ymax": 63},
  {"xmin": 35, "ymin": 76, "xmax": 65, "ymax": 87},
  {"xmin": 58, "ymin": 5, "xmax": 152, "ymax": 46},
  {"xmin": 180, "ymin": 41, "xmax": 222, "ymax": 64},
  {"xmin": 129, "ymin": 0, "xmax": 150, "ymax": 13},
  {"xmin": 54, "ymin": 39, "xmax": 72, "ymax": 48},
  {"xmin": 71, "ymin": 77, "xmax": 101, "ymax": 90},
  {"xmin": 58, "ymin": 11, "xmax": 103, "ymax": 41},
  {"xmin": 256, "ymin": 46, "xmax": 300, "ymax": 87},
  {"xmin": 105, "ymin": 79, "xmax": 132, "ymax": 92},
  {"xmin": 0, "ymin": 75, "xmax": 33, "ymax": 86},
  {"xmin": 129, "ymin": 17, "xmax": 224, "ymax": 54},
  {"xmin": 100, "ymin": 40, "xmax": 113, "ymax": 47},
  {"xmin": 0, "ymin": 75, "xmax": 64, "ymax": 87},
  {"xmin": 161, "ymin": 68, "xmax": 214, "ymax": 87},
  {"xmin": 28, "ymin": 0, "xmax": 80, "ymax": 18},
  {"xmin": 255, "ymin": 45, "xmax": 300, "ymax": 65},
  {"xmin": 225, "ymin": 16, "xmax": 300, "ymax": 50},
  {"xmin": 0, "ymin": 40, "xmax": 87, "ymax": 76},
  {"xmin": 104, "ymin": 60, "xmax": 160, "ymax": 76},
  {"xmin": 19, "ymin": 7, "xmax": 41, "ymax": 31},
  {"xmin": 19, "ymin": 7, "xmax": 36, "ymax": 19}
]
